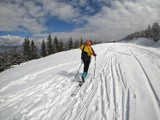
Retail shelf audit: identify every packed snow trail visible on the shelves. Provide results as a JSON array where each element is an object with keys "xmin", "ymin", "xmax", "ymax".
[{"xmin": 0, "ymin": 43, "xmax": 160, "ymax": 120}]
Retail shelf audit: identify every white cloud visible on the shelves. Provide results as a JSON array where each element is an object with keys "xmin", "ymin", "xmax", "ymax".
[
  {"xmin": 0, "ymin": 1, "xmax": 47, "ymax": 33},
  {"xmin": 79, "ymin": 0, "xmax": 88, "ymax": 7},
  {"xmin": 0, "ymin": 35, "xmax": 24, "ymax": 46},
  {"xmin": 72, "ymin": 0, "xmax": 160, "ymax": 41},
  {"xmin": 0, "ymin": 0, "xmax": 81, "ymax": 33},
  {"xmin": 24, "ymin": 1, "xmax": 44, "ymax": 18},
  {"xmin": 33, "ymin": 0, "xmax": 160, "ymax": 42},
  {"xmin": 51, "ymin": 3, "xmax": 79, "ymax": 21},
  {"xmin": 0, "ymin": 0, "xmax": 160, "ymax": 45},
  {"xmin": 41, "ymin": 0, "xmax": 80, "ymax": 22}
]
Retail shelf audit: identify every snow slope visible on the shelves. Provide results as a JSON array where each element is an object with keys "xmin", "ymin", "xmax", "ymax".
[
  {"xmin": 0, "ymin": 43, "xmax": 160, "ymax": 120},
  {"xmin": 124, "ymin": 38, "xmax": 160, "ymax": 48}
]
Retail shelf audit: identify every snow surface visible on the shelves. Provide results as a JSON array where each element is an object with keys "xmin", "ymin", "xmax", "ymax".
[
  {"xmin": 0, "ymin": 40, "xmax": 160, "ymax": 120},
  {"xmin": 125, "ymin": 38, "xmax": 160, "ymax": 48}
]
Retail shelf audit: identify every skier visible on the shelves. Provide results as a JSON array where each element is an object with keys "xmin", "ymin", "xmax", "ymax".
[{"xmin": 80, "ymin": 40, "xmax": 96, "ymax": 83}]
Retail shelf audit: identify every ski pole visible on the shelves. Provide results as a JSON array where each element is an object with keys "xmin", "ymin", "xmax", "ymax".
[
  {"xmin": 94, "ymin": 56, "xmax": 96, "ymax": 78},
  {"xmin": 73, "ymin": 62, "xmax": 83, "ymax": 81}
]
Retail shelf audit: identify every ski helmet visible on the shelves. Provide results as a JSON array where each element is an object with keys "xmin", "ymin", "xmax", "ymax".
[{"xmin": 85, "ymin": 41, "xmax": 91, "ymax": 46}]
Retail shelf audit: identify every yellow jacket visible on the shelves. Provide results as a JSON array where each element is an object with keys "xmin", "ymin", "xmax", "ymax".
[{"xmin": 80, "ymin": 45, "xmax": 95, "ymax": 57}]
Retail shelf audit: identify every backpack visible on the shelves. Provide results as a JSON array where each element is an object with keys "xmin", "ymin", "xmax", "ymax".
[{"xmin": 81, "ymin": 46, "xmax": 91, "ymax": 61}]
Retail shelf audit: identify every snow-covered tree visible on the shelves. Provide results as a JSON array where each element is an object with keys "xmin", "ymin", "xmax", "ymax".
[
  {"xmin": 74, "ymin": 40, "xmax": 80, "ymax": 48},
  {"xmin": 53, "ymin": 36, "xmax": 59, "ymax": 52},
  {"xmin": 146, "ymin": 25, "xmax": 153, "ymax": 39},
  {"xmin": 47, "ymin": 33, "xmax": 53, "ymax": 55},
  {"xmin": 23, "ymin": 37, "xmax": 31, "ymax": 61},
  {"xmin": 125, "ymin": 22, "xmax": 160, "ymax": 41},
  {"xmin": 58, "ymin": 39, "xmax": 64, "ymax": 52},
  {"xmin": 31, "ymin": 40, "xmax": 38, "ymax": 59},
  {"xmin": 68, "ymin": 37, "xmax": 73, "ymax": 50},
  {"xmin": 152, "ymin": 22, "xmax": 160, "ymax": 41},
  {"xmin": 80, "ymin": 37, "xmax": 84, "ymax": 45},
  {"xmin": 41, "ymin": 39, "xmax": 47, "ymax": 57}
]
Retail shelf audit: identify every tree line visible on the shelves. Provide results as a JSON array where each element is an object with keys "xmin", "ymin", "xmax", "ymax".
[
  {"xmin": 0, "ymin": 34, "xmax": 101, "ymax": 72},
  {"xmin": 125, "ymin": 22, "xmax": 160, "ymax": 42}
]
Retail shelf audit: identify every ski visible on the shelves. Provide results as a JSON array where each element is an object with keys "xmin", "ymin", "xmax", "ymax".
[
  {"xmin": 71, "ymin": 74, "xmax": 91, "ymax": 96},
  {"xmin": 70, "ymin": 77, "xmax": 81, "ymax": 96},
  {"xmin": 71, "ymin": 86, "xmax": 80, "ymax": 96},
  {"xmin": 79, "ymin": 81, "xmax": 84, "ymax": 87},
  {"xmin": 71, "ymin": 78, "xmax": 86, "ymax": 96}
]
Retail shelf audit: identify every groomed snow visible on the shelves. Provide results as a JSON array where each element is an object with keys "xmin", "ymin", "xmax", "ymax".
[{"xmin": 0, "ymin": 40, "xmax": 160, "ymax": 120}]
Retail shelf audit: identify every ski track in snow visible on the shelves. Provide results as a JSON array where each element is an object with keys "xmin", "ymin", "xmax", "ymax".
[
  {"xmin": 0, "ymin": 43, "xmax": 160, "ymax": 120},
  {"xmin": 128, "ymin": 46, "xmax": 160, "ymax": 119}
]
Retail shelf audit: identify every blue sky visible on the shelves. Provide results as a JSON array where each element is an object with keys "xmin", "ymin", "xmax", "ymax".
[{"xmin": 0, "ymin": 0, "xmax": 160, "ymax": 46}]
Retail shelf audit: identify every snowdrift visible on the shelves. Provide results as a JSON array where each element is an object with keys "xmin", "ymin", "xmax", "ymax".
[
  {"xmin": 0, "ymin": 42, "xmax": 160, "ymax": 120},
  {"xmin": 125, "ymin": 38, "xmax": 160, "ymax": 48}
]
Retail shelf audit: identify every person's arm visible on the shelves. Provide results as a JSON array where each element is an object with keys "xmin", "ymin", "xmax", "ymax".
[
  {"xmin": 80, "ymin": 45, "xmax": 84, "ymax": 50},
  {"xmin": 91, "ymin": 47, "xmax": 96, "ymax": 56}
]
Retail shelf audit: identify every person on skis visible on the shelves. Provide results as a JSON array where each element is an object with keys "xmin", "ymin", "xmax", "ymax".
[{"xmin": 80, "ymin": 40, "xmax": 96, "ymax": 82}]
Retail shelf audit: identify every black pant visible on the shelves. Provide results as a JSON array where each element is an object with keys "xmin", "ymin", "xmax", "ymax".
[{"xmin": 83, "ymin": 59, "xmax": 91, "ymax": 74}]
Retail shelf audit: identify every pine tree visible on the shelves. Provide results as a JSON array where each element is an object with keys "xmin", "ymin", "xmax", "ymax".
[
  {"xmin": 74, "ymin": 40, "xmax": 80, "ymax": 48},
  {"xmin": 47, "ymin": 33, "xmax": 53, "ymax": 55},
  {"xmin": 152, "ymin": 22, "xmax": 160, "ymax": 41},
  {"xmin": 58, "ymin": 39, "xmax": 64, "ymax": 52},
  {"xmin": 80, "ymin": 37, "xmax": 84, "ymax": 45},
  {"xmin": 68, "ymin": 37, "xmax": 73, "ymax": 50},
  {"xmin": 3, "ymin": 51, "xmax": 12, "ymax": 70},
  {"xmin": 0, "ymin": 56, "xmax": 5, "ymax": 72},
  {"xmin": 31, "ymin": 40, "xmax": 38, "ymax": 59},
  {"xmin": 53, "ymin": 36, "xmax": 59, "ymax": 52},
  {"xmin": 9, "ymin": 48, "xmax": 21, "ymax": 65},
  {"xmin": 141, "ymin": 30, "xmax": 147, "ymax": 38},
  {"xmin": 146, "ymin": 25, "xmax": 153, "ymax": 39},
  {"xmin": 41, "ymin": 39, "xmax": 47, "ymax": 57},
  {"xmin": 23, "ymin": 37, "xmax": 31, "ymax": 61}
]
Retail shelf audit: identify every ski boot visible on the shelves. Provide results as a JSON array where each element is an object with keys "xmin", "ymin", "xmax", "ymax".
[{"xmin": 81, "ymin": 72, "xmax": 87, "ymax": 82}]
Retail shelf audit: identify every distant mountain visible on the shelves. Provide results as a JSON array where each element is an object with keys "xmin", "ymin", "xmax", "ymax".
[{"xmin": 0, "ymin": 45, "xmax": 23, "ymax": 54}]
